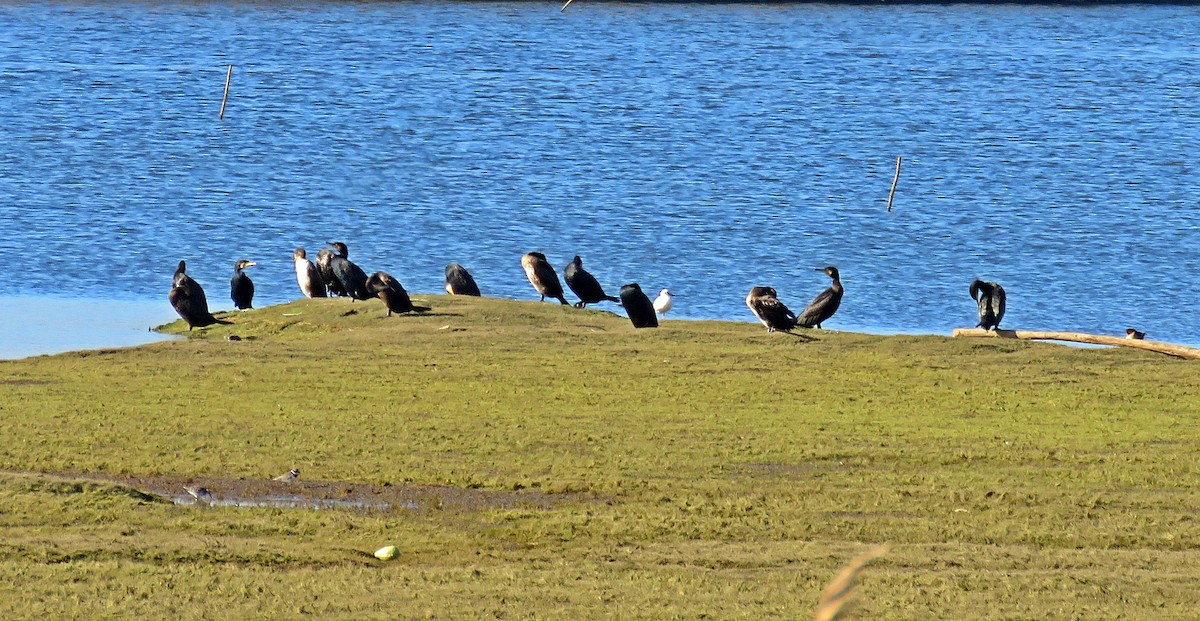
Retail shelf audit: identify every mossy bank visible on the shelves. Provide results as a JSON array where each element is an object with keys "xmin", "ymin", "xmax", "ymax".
[{"xmin": 1, "ymin": 295, "xmax": 1198, "ymax": 619}]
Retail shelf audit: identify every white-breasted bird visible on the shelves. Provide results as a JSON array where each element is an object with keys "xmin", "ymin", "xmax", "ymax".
[
  {"xmin": 183, "ymin": 485, "xmax": 213, "ymax": 504},
  {"xmin": 652, "ymin": 289, "xmax": 674, "ymax": 317},
  {"xmin": 272, "ymin": 468, "xmax": 300, "ymax": 483}
]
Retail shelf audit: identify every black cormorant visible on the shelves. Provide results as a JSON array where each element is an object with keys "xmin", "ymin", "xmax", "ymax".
[
  {"xmin": 521, "ymin": 252, "xmax": 568, "ymax": 305},
  {"xmin": 168, "ymin": 260, "xmax": 229, "ymax": 330},
  {"xmin": 366, "ymin": 271, "xmax": 431, "ymax": 316},
  {"xmin": 293, "ymin": 248, "xmax": 326, "ymax": 298},
  {"xmin": 796, "ymin": 266, "xmax": 843, "ymax": 329},
  {"xmin": 746, "ymin": 286, "xmax": 796, "ymax": 333},
  {"xmin": 1125, "ymin": 328, "xmax": 1145, "ymax": 340},
  {"xmin": 618, "ymin": 283, "xmax": 658, "ymax": 328},
  {"xmin": 564, "ymin": 256, "xmax": 619, "ymax": 308},
  {"xmin": 230, "ymin": 259, "xmax": 256, "ymax": 310},
  {"xmin": 316, "ymin": 248, "xmax": 346, "ymax": 297},
  {"xmin": 444, "ymin": 263, "xmax": 481, "ymax": 296},
  {"xmin": 327, "ymin": 241, "xmax": 372, "ymax": 300},
  {"xmin": 969, "ymin": 280, "xmax": 1006, "ymax": 331}
]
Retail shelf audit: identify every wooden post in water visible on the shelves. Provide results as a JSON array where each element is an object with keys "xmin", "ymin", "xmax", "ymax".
[
  {"xmin": 886, "ymin": 156, "xmax": 902, "ymax": 212},
  {"xmin": 219, "ymin": 65, "xmax": 233, "ymax": 120},
  {"xmin": 952, "ymin": 327, "xmax": 1200, "ymax": 360}
]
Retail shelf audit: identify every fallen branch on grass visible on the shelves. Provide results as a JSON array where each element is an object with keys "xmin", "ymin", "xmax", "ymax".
[{"xmin": 952, "ymin": 328, "xmax": 1200, "ymax": 360}]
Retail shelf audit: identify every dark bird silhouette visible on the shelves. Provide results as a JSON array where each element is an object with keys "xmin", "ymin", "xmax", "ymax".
[
  {"xmin": 521, "ymin": 252, "xmax": 568, "ymax": 305},
  {"xmin": 230, "ymin": 259, "xmax": 256, "ymax": 310},
  {"xmin": 969, "ymin": 280, "xmax": 1006, "ymax": 331},
  {"xmin": 316, "ymin": 248, "xmax": 346, "ymax": 297},
  {"xmin": 366, "ymin": 271, "xmax": 430, "ymax": 316},
  {"xmin": 796, "ymin": 266, "xmax": 844, "ymax": 329},
  {"xmin": 168, "ymin": 260, "xmax": 229, "ymax": 330},
  {"xmin": 444, "ymin": 263, "xmax": 481, "ymax": 296},
  {"xmin": 293, "ymin": 248, "xmax": 326, "ymax": 298},
  {"xmin": 1125, "ymin": 328, "xmax": 1145, "ymax": 340},
  {"xmin": 327, "ymin": 242, "xmax": 372, "ymax": 300},
  {"xmin": 618, "ymin": 283, "xmax": 658, "ymax": 328},
  {"xmin": 564, "ymin": 256, "xmax": 620, "ymax": 308},
  {"xmin": 746, "ymin": 286, "xmax": 796, "ymax": 333}
]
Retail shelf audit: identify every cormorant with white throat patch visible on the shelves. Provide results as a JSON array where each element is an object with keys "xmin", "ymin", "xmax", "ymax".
[{"xmin": 230, "ymin": 259, "xmax": 256, "ymax": 310}]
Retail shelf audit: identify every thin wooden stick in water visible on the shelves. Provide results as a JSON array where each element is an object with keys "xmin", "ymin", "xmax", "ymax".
[
  {"xmin": 560, "ymin": 0, "xmax": 575, "ymax": 12},
  {"xmin": 219, "ymin": 65, "xmax": 233, "ymax": 120},
  {"xmin": 886, "ymin": 155, "xmax": 902, "ymax": 212}
]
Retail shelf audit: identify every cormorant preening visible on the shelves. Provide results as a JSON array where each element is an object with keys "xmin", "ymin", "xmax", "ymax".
[
  {"xmin": 969, "ymin": 280, "xmax": 1006, "ymax": 331},
  {"xmin": 230, "ymin": 259, "xmax": 256, "ymax": 310},
  {"xmin": 444, "ymin": 263, "xmax": 481, "ymax": 296},
  {"xmin": 564, "ymin": 256, "xmax": 619, "ymax": 308},
  {"xmin": 293, "ymin": 248, "xmax": 326, "ymax": 298},
  {"xmin": 618, "ymin": 283, "xmax": 658, "ymax": 328},
  {"xmin": 521, "ymin": 252, "xmax": 568, "ymax": 305},
  {"xmin": 746, "ymin": 286, "xmax": 796, "ymax": 333},
  {"xmin": 365, "ymin": 271, "xmax": 431, "ymax": 316},
  {"xmin": 168, "ymin": 260, "xmax": 229, "ymax": 330},
  {"xmin": 653, "ymin": 289, "xmax": 674, "ymax": 317},
  {"xmin": 1125, "ymin": 328, "xmax": 1145, "ymax": 340},
  {"xmin": 796, "ymin": 266, "xmax": 843, "ymax": 329},
  {"xmin": 316, "ymin": 248, "xmax": 346, "ymax": 297},
  {"xmin": 327, "ymin": 242, "xmax": 372, "ymax": 300}
]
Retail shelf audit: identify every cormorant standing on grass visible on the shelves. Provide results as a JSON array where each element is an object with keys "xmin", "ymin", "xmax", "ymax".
[
  {"xmin": 796, "ymin": 266, "xmax": 843, "ymax": 329},
  {"xmin": 564, "ymin": 256, "xmax": 619, "ymax": 308},
  {"xmin": 316, "ymin": 248, "xmax": 345, "ymax": 297},
  {"xmin": 521, "ymin": 252, "xmax": 568, "ymax": 305},
  {"xmin": 366, "ymin": 271, "xmax": 431, "ymax": 316},
  {"xmin": 618, "ymin": 283, "xmax": 658, "ymax": 328},
  {"xmin": 293, "ymin": 248, "xmax": 326, "ymax": 299},
  {"xmin": 444, "ymin": 263, "xmax": 481, "ymax": 296},
  {"xmin": 327, "ymin": 241, "xmax": 371, "ymax": 300},
  {"xmin": 230, "ymin": 259, "xmax": 256, "ymax": 310},
  {"xmin": 969, "ymin": 280, "xmax": 1006, "ymax": 331},
  {"xmin": 168, "ymin": 260, "xmax": 228, "ymax": 330},
  {"xmin": 746, "ymin": 286, "xmax": 796, "ymax": 333}
]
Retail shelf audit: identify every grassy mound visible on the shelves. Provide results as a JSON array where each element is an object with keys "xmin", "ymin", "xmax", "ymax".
[{"xmin": 1, "ymin": 295, "xmax": 1197, "ymax": 619}]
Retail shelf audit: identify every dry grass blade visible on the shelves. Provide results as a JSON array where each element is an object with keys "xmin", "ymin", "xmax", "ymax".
[{"xmin": 814, "ymin": 544, "xmax": 890, "ymax": 621}]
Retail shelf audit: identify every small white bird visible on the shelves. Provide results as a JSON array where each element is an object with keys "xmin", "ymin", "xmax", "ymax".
[
  {"xmin": 652, "ymin": 289, "xmax": 674, "ymax": 317},
  {"xmin": 183, "ymin": 485, "xmax": 213, "ymax": 504},
  {"xmin": 272, "ymin": 468, "xmax": 300, "ymax": 483}
]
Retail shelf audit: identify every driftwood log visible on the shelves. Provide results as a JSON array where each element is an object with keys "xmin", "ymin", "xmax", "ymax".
[{"xmin": 952, "ymin": 328, "xmax": 1200, "ymax": 361}]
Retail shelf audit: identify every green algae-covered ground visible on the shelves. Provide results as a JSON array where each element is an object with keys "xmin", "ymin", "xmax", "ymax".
[{"xmin": 1, "ymin": 295, "xmax": 1198, "ymax": 619}]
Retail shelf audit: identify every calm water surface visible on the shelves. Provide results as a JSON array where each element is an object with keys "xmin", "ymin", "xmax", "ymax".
[{"xmin": 1, "ymin": 1, "xmax": 1198, "ymax": 357}]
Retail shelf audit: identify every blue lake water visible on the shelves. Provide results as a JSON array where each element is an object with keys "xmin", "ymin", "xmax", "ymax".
[{"xmin": 1, "ymin": 1, "xmax": 1198, "ymax": 358}]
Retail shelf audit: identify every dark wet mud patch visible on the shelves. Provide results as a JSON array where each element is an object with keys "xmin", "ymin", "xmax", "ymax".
[{"xmin": 3, "ymin": 470, "xmax": 594, "ymax": 514}]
